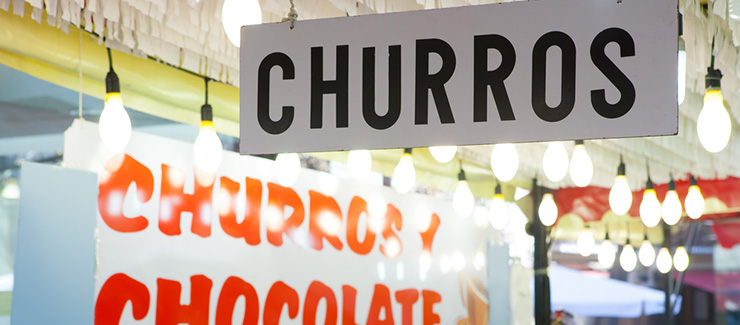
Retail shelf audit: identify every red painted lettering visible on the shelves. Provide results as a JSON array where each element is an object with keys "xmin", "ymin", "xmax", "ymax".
[
  {"xmin": 422, "ymin": 290, "xmax": 441, "ymax": 325},
  {"xmin": 95, "ymin": 273, "xmax": 150, "ymax": 324},
  {"xmin": 308, "ymin": 190, "xmax": 344, "ymax": 251},
  {"xmin": 264, "ymin": 281, "xmax": 300, "ymax": 324},
  {"xmin": 156, "ymin": 275, "xmax": 213, "ymax": 325},
  {"xmin": 304, "ymin": 281, "xmax": 338, "ymax": 325},
  {"xmin": 219, "ymin": 176, "xmax": 262, "ymax": 245},
  {"xmin": 367, "ymin": 284, "xmax": 394, "ymax": 325},
  {"xmin": 215, "ymin": 276, "xmax": 259, "ymax": 325},
  {"xmin": 98, "ymin": 154, "xmax": 153, "ymax": 232},
  {"xmin": 266, "ymin": 183, "xmax": 305, "ymax": 247},
  {"xmin": 346, "ymin": 197, "xmax": 375, "ymax": 255},
  {"xmin": 395, "ymin": 289, "xmax": 419, "ymax": 325},
  {"xmin": 159, "ymin": 164, "xmax": 213, "ymax": 237}
]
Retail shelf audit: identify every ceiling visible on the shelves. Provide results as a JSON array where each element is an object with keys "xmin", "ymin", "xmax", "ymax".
[{"xmin": 1, "ymin": 0, "xmax": 740, "ymax": 198}]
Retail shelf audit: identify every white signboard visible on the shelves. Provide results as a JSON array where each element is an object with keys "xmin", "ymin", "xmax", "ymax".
[
  {"xmin": 61, "ymin": 121, "xmax": 493, "ymax": 324},
  {"xmin": 239, "ymin": 0, "xmax": 677, "ymax": 154}
]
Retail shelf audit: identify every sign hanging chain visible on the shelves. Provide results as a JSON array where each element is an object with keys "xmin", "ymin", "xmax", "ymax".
[{"xmin": 281, "ymin": 0, "xmax": 299, "ymax": 29}]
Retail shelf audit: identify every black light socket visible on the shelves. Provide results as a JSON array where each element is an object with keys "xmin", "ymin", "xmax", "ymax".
[
  {"xmin": 706, "ymin": 68, "xmax": 722, "ymax": 91},
  {"xmin": 617, "ymin": 161, "xmax": 626, "ymax": 177},
  {"xmin": 690, "ymin": 175, "xmax": 698, "ymax": 186},
  {"xmin": 494, "ymin": 183, "xmax": 502, "ymax": 195},
  {"xmin": 645, "ymin": 177, "xmax": 654, "ymax": 190},
  {"xmin": 458, "ymin": 168, "xmax": 466, "ymax": 181},
  {"xmin": 200, "ymin": 104, "xmax": 213, "ymax": 122},
  {"xmin": 575, "ymin": 140, "xmax": 584, "ymax": 146},
  {"xmin": 403, "ymin": 148, "xmax": 412, "ymax": 155},
  {"xmin": 668, "ymin": 178, "xmax": 676, "ymax": 191},
  {"xmin": 105, "ymin": 70, "xmax": 120, "ymax": 94}
]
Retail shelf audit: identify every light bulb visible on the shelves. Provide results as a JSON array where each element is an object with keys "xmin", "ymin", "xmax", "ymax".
[
  {"xmin": 490, "ymin": 143, "xmax": 518, "ymax": 182},
  {"xmin": 598, "ymin": 240, "xmax": 616, "ymax": 269},
  {"xmin": 576, "ymin": 230, "xmax": 595, "ymax": 257},
  {"xmin": 673, "ymin": 246, "xmax": 689, "ymax": 272},
  {"xmin": 221, "ymin": 0, "xmax": 262, "ymax": 47},
  {"xmin": 640, "ymin": 188, "xmax": 662, "ymax": 227},
  {"xmin": 193, "ymin": 121, "xmax": 223, "ymax": 173},
  {"xmin": 569, "ymin": 141, "xmax": 593, "ymax": 187},
  {"xmin": 619, "ymin": 244, "xmax": 637, "ymax": 272},
  {"xmin": 697, "ymin": 90, "xmax": 731, "ymax": 153},
  {"xmin": 678, "ymin": 38, "xmax": 686, "ymax": 105},
  {"xmin": 489, "ymin": 193, "xmax": 509, "ymax": 230},
  {"xmin": 347, "ymin": 150, "xmax": 372, "ymax": 180},
  {"xmin": 538, "ymin": 193, "xmax": 557, "ymax": 226},
  {"xmin": 638, "ymin": 240, "xmax": 655, "ymax": 267},
  {"xmin": 609, "ymin": 175, "xmax": 632, "ymax": 216},
  {"xmin": 453, "ymin": 180, "xmax": 475, "ymax": 217},
  {"xmin": 1, "ymin": 179, "xmax": 20, "ymax": 199},
  {"xmin": 391, "ymin": 150, "xmax": 415, "ymax": 194},
  {"xmin": 429, "ymin": 146, "xmax": 457, "ymax": 163},
  {"xmin": 685, "ymin": 181, "xmax": 705, "ymax": 220},
  {"xmin": 275, "ymin": 153, "xmax": 301, "ymax": 187},
  {"xmin": 473, "ymin": 206, "xmax": 489, "ymax": 229},
  {"xmin": 543, "ymin": 142, "xmax": 569, "ymax": 182},
  {"xmin": 99, "ymin": 93, "xmax": 132, "ymax": 153},
  {"xmin": 656, "ymin": 247, "xmax": 672, "ymax": 274},
  {"xmin": 662, "ymin": 189, "xmax": 682, "ymax": 226}
]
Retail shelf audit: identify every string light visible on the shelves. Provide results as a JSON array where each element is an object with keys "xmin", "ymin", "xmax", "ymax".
[
  {"xmin": 392, "ymin": 148, "xmax": 415, "ymax": 194},
  {"xmin": 490, "ymin": 143, "xmax": 518, "ymax": 182},
  {"xmin": 576, "ymin": 226, "xmax": 595, "ymax": 257},
  {"xmin": 538, "ymin": 190, "xmax": 557, "ymax": 227},
  {"xmin": 489, "ymin": 183, "xmax": 509, "ymax": 230},
  {"xmin": 347, "ymin": 149, "xmax": 372, "ymax": 180},
  {"xmin": 656, "ymin": 247, "xmax": 672, "ymax": 274},
  {"xmin": 453, "ymin": 167, "xmax": 475, "ymax": 217},
  {"xmin": 673, "ymin": 246, "xmax": 689, "ymax": 272},
  {"xmin": 597, "ymin": 226, "xmax": 616, "ymax": 269},
  {"xmin": 678, "ymin": 16, "xmax": 687, "ymax": 105},
  {"xmin": 193, "ymin": 79, "xmax": 223, "ymax": 173},
  {"xmin": 543, "ymin": 142, "xmax": 569, "ymax": 182},
  {"xmin": 638, "ymin": 232, "xmax": 655, "ymax": 267},
  {"xmin": 639, "ymin": 174, "xmax": 661, "ymax": 227},
  {"xmin": 275, "ymin": 153, "xmax": 301, "ymax": 187},
  {"xmin": 429, "ymin": 146, "xmax": 457, "ymax": 164},
  {"xmin": 697, "ymin": 58, "xmax": 731, "ymax": 153},
  {"xmin": 620, "ymin": 241, "xmax": 637, "ymax": 272},
  {"xmin": 99, "ymin": 48, "xmax": 132, "ymax": 153},
  {"xmin": 569, "ymin": 140, "xmax": 593, "ymax": 187},
  {"xmin": 0, "ymin": 179, "xmax": 20, "ymax": 200},
  {"xmin": 221, "ymin": 0, "xmax": 262, "ymax": 47},
  {"xmin": 609, "ymin": 157, "xmax": 632, "ymax": 216},
  {"xmin": 661, "ymin": 176, "xmax": 682, "ymax": 226},
  {"xmin": 685, "ymin": 175, "xmax": 705, "ymax": 220}
]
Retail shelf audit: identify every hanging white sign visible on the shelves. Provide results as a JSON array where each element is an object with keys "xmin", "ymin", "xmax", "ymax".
[{"xmin": 239, "ymin": 0, "xmax": 677, "ymax": 154}]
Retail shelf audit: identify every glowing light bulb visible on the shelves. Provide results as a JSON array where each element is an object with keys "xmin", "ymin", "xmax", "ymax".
[
  {"xmin": 543, "ymin": 142, "xmax": 569, "ymax": 182},
  {"xmin": 673, "ymin": 246, "xmax": 689, "ymax": 272},
  {"xmin": 538, "ymin": 192, "xmax": 557, "ymax": 226},
  {"xmin": 391, "ymin": 149, "xmax": 415, "ymax": 194},
  {"xmin": 275, "ymin": 153, "xmax": 301, "ymax": 187},
  {"xmin": 609, "ymin": 174, "xmax": 632, "ymax": 216},
  {"xmin": 1, "ymin": 179, "xmax": 20, "ymax": 199},
  {"xmin": 656, "ymin": 247, "xmax": 672, "ymax": 274},
  {"xmin": 685, "ymin": 177, "xmax": 705, "ymax": 220},
  {"xmin": 347, "ymin": 149, "xmax": 372, "ymax": 180},
  {"xmin": 577, "ymin": 229, "xmax": 595, "ymax": 257},
  {"xmin": 620, "ymin": 244, "xmax": 637, "ymax": 272},
  {"xmin": 453, "ymin": 180, "xmax": 475, "ymax": 217},
  {"xmin": 99, "ymin": 93, "xmax": 132, "ymax": 153},
  {"xmin": 640, "ymin": 182, "xmax": 661, "ymax": 227},
  {"xmin": 429, "ymin": 146, "xmax": 457, "ymax": 163},
  {"xmin": 489, "ymin": 187, "xmax": 509, "ymax": 230},
  {"xmin": 598, "ymin": 240, "xmax": 616, "ymax": 269},
  {"xmin": 678, "ymin": 37, "xmax": 686, "ymax": 105},
  {"xmin": 569, "ymin": 141, "xmax": 593, "ymax": 187},
  {"xmin": 474, "ymin": 250, "xmax": 485, "ymax": 271},
  {"xmin": 638, "ymin": 240, "xmax": 655, "ymax": 267},
  {"xmin": 490, "ymin": 143, "xmax": 518, "ymax": 182},
  {"xmin": 697, "ymin": 90, "xmax": 731, "ymax": 153},
  {"xmin": 662, "ymin": 180, "xmax": 682, "ymax": 226},
  {"xmin": 193, "ymin": 120, "xmax": 223, "ymax": 173},
  {"xmin": 221, "ymin": 0, "xmax": 262, "ymax": 47}
]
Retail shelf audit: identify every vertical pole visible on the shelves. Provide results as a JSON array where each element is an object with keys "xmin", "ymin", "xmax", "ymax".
[
  {"xmin": 663, "ymin": 221, "xmax": 673, "ymax": 324},
  {"xmin": 533, "ymin": 179, "xmax": 550, "ymax": 325}
]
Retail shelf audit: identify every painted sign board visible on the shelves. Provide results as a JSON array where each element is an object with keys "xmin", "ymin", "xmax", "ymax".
[
  {"xmin": 20, "ymin": 120, "xmax": 501, "ymax": 324},
  {"xmin": 239, "ymin": 0, "xmax": 677, "ymax": 154}
]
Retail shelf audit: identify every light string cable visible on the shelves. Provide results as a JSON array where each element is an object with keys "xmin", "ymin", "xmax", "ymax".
[{"xmin": 281, "ymin": 0, "xmax": 298, "ymax": 29}]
